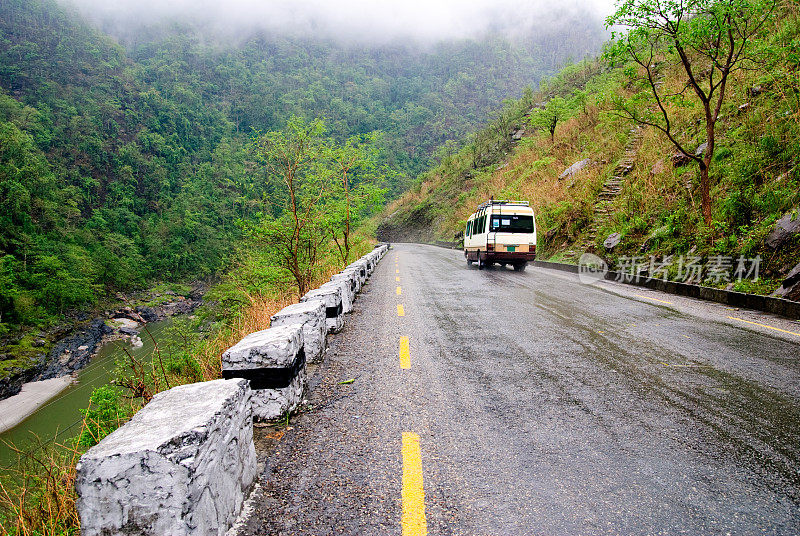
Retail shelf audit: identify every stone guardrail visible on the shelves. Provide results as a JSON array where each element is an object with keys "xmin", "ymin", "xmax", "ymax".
[
  {"xmin": 76, "ymin": 379, "xmax": 256, "ymax": 536},
  {"xmin": 76, "ymin": 244, "xmax": 390, "ymax": 535}
]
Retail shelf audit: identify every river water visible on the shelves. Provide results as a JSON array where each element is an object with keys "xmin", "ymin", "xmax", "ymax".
[{"xmin": 0, "ymin": 319, "xmax": 177, "ymax": 469}]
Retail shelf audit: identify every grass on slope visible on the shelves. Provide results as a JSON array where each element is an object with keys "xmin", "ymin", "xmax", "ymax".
[{"xmin": 382, "ymin": 4, "xmax": 800, "ymax": 293}]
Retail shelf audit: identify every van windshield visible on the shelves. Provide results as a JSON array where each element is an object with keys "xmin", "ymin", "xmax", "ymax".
[{"xmin": 490, "ymin": 214, "xmax": 534, "ymax": 233}]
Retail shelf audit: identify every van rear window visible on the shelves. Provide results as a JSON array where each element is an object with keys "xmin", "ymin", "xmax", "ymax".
[{"xmin": 490, "ymin": 215, "xmax": 534, "ymax": 233}]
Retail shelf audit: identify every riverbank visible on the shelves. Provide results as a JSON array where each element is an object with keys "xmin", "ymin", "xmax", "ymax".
[
  {"xmin": 0, "ymin": 376, "xmax": 75, "ymax": 434},
  {"xmin": 0, "ymin": 282, "xmax": 207, "ymax": 403}
]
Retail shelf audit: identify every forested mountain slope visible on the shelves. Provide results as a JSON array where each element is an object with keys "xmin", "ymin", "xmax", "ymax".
[
  {"xmin": 380, "ymin": 2, "xmax": 800, "ymax": 297},
  {"xmin": 0, "ymin": 0, "xmax": 606, "ymax": 335}
]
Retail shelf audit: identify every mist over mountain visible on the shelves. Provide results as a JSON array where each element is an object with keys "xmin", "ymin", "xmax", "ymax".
[
  {"xmin": 0, "ymin": 0, "xmax": 610, "ymax": 330},
  {"xmin": 59, "ymin": 0, "xmax": 615, "ymax": 45}
]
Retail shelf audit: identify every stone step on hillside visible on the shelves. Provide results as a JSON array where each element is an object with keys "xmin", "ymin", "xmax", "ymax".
[{"xmin": 558, "ymin": 124, "xmax": 644, "ymax": 261}]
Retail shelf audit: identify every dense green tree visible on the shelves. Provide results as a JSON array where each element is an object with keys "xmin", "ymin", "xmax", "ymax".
[
  {"xmin": 531, "ymin": 97, "xmax": 567, "ymax": 143},
  {"xmin": 0, "ymin": 0, "xmax": 605, "ymax": 329}
]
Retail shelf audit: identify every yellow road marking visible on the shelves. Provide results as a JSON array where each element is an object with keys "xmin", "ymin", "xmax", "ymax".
[
  {"xmin": 398, "ymin": 304, "xmax": 405, "ymax": 317},
  {"xmin": 396, "ymin": 269, "xmax": 400, "ymax": 274},
  {"xmin": 399, "ymin": 336, "xmax": 411, "ymax": 369},
  {"xmin": 396, "ymin": 276, "xmax": 400, "ymax": 282},
  {"xmin": 401, "ymin": 432, "xmax": 427, "ymax": 536},
  {"xmin": 728, "ymin": 316, "xmax": 800, "ymax": 337},
  {"xmin": 635, "ymin": 294, "xmax": 674, "ymax": 305},
  {"xmin": 397, "ymin": 286, "xmax": 402, "ymax": 295}
]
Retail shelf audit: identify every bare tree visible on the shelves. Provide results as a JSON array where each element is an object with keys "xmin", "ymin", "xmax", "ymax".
[{"xmin": 607, "ymin": 0, "xmax": 775, "ymax": 225}]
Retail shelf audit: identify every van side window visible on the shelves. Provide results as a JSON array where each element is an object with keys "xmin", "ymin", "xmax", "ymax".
[{"xmin": 466, "ymin": 221, "xmax": 472, "ymax": 236}]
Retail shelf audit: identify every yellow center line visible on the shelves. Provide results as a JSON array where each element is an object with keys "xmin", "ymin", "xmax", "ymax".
[
  {"xmin": 399, "ymin": 336, "xmax": 411, "ymax": 369},
  {"xmin": 635, "ymin": 294, "xmax": 674, "ymax": 305},
  {"xmin": 396, "ymin": 276, "xmax": 400, "ymax": 282},
  {"xmin": 397, "ymin": 286, "xmax": 402, "ymax": 295},
  {"xmin": 397, "ymin": 304, "xmax": 405, "ymax": 317},
  {"xmin": 401, "ymin": 432, "xmax": 427, "ymax": 536},
  {"xmin": 728, "ymin": 316, "xmax": 800, "ymax": 337},
  {"xmin": 396, "ymin": 269, "xmax": 400, "ymax": 274}
]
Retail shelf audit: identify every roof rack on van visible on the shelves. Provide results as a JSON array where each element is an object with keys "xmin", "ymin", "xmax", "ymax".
[{"xmin": 476, "ymin": 199, "xmax": 530, "ymax": 211}]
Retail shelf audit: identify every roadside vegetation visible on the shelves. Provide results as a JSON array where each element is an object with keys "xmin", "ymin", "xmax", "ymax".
[
  {"xmin": 0, "ymin": 0, "xmax": 605, "ymax": 350},
  {"xmin": 0, "ymin": 114, "xmax": 377, "ymax": 535},
  {"xmin": 382, "ymin": 0, "xmax": 800, "ymax": 293}
]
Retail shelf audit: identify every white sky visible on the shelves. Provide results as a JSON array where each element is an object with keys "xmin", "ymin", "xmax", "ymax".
[{"xmin": 63, "ymin": 0, "xmax": 619, "ymax": 42}]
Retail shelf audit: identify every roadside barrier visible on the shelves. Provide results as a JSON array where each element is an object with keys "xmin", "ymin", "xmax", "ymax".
[
  {"xmin": 323, "ymin": 278, "xmax": 354, "ymax": 314},
  {"xmin": 270, "ymin": 301, "xmax": 327, "ymax": 363},
  {"xmin": 340, "ymin": 266, "xmax": 363, "ymax": 294},
  {"xmin": 221, "ymin": 325, "xmax": 306, "ymax": 421},
  {"xmin": 76, "ymin": 379, "xmax": 257, "ymax": 536},
  {"xmin": 75, "ymin": 244, "xmax": 390, "ymax": 534},
  {"xmin": 301, "ymin": 284, "xmax": 344, "ymax": 333},
  {"xmin": 347, "ymin": 259, "xmax": 369, "ymax": 286},
  {"xmin": 331, "ymin": 271, "xmax": 358, "ymax": 306}
]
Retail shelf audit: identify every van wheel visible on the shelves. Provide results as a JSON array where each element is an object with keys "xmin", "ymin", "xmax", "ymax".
[{"xmin": 513, "ymin": 262, "xmax": 527, "ymax": 272}]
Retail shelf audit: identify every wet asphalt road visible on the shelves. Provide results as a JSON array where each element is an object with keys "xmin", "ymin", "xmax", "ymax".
[{"xmin": 239, "ymin": 244, "xmax": 800, "ymax": 535}]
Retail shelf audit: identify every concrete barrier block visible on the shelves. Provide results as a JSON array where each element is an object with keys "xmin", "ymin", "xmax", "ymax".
[
  {"xmin": 270, "ymin": 300, "xmax": 327, "ymax": 363},
  {"xmin": 347, "ymin": 260, "xmax": 368, "ymax": 285},
  {"xmin": 221, "ymin": 325, "xmax": 306, "ymax": 420},
  {"xmin": 324, "ymin": 278, "xmax": 353, "ymax": 314},
  {"xmin": 332, "ymin": 271, "xmax": 359, "ymax": 302},
  {"xmin": 75, "ymin": 379, "xmax": 257, "ymax": 536},
  {"xmin": 342, "ymin": 266, "xmax": 363, "ymax": 293},
  {"xmin": 301, "ymin": 285, "xmax": 344, "ymax": 333}
]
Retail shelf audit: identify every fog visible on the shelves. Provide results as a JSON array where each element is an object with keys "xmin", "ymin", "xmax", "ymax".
[{"xmin": 61, "ymin": 0, "xmax": 617, "ymax": 44}]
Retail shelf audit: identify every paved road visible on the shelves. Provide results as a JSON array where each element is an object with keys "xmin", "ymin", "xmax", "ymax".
[{"xmin": 239, "ymin": 244, "xmax": 800, "ymax": 535}]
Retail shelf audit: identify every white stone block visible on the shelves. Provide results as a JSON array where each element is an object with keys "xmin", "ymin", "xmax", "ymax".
[
  {"xmin": 348, "ymin": 259, "xmax": 368, "ymax": 284},
  {"xmin": 270, "ymin": 300, "xmax": 327, "ymax": 363},
  {"xmin": 363, "ymin": 253, "xmax": 375, "ymax": 272},
  {"xmin": 340, "ymin": 267, "xmax": 362, "ymax": 294},
  {"xmin": 324, "ymin": 278, "xmax": 353, "ymax": 314},
  {"xmin": 301, "ymin": 285, "xmax": 344, "ymax": 333},
  {"xmin": 75, "ymin": 379, "xmax": 257, "ymax": 536},
  {"xmin": 332, "ymin": 270, "xmax": 359, "ymax": 302},
  {"xmin": 221, "ymin": 325, "xmax": 306, "ymax": 420},
  {"xmin": 364, "ymin": 252, "xmax": 378, "ymax": 272}
]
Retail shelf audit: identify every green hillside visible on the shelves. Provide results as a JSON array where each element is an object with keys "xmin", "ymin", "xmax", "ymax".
[
  {"xmin": 380, "ymin": 1, "xmax": 800, "ymax": 296},
  {"xmin": 0, "ymin": 0, "xmax": 606, "ymax": 335}
]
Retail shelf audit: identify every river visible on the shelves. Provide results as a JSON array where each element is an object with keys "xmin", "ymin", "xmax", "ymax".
[{"xmin": 0, "ymin": 319, "xmax": 178, "ymax": 469}]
